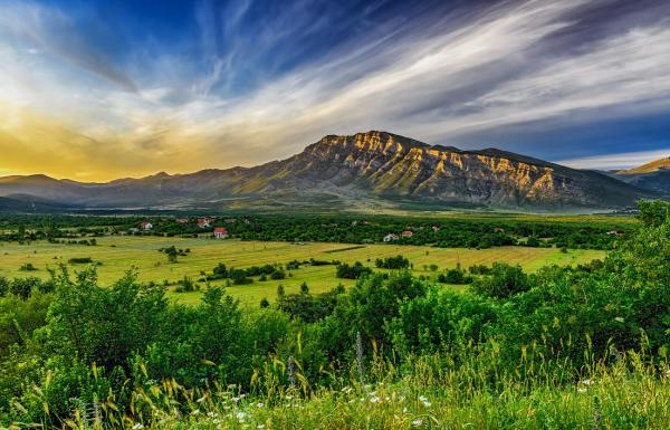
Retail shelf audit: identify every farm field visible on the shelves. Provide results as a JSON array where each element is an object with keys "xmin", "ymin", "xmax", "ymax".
[{"xmin": 0, "ymin": 236, "xmax": 606, "ymax": 305}]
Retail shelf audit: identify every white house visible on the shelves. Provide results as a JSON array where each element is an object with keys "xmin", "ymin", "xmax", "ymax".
[{"xmin": 383, "ymin": 233, "xmax": 399, "ymax": 242}]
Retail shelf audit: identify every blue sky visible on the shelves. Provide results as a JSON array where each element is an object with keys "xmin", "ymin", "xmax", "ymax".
[{"xmin": 0, "ymin": 0, "xmax": 668, "ymax": 179}]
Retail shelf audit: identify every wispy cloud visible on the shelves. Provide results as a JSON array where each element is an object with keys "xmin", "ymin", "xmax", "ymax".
[
  {"xmin": 0, "ymin": 0, "xmax": 668, "ymax": 180},
  {"xmin": 557, "ymin": 149, "xmax": 670, "ymax": 171}
]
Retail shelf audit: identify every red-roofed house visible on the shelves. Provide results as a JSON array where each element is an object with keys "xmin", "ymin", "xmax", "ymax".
[
  {"xmin": 197, "ymin": 218, "xmax": 212, "ymax": 229},
  {"xmin": 139, "ymin": 221, "xmax": 153, "ymax": 231},
  {"xmin": 213, "ymin": 227, "xmax": 229, "ymax": 239},
  {"xmin": 402, "ymin": 230, "xmax": 413, "ymax": 238}
]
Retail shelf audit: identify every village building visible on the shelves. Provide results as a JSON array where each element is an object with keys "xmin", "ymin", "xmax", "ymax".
[
  {"xmin": 402, "ymin": 230, "xmax": 413, "ymax": 238},
  {"xmin": 139, "ymin": 221, "xmax": 153, "ymax": 231},
  {"xmin": 175, "ymin": 218, "xmax": 189, "ymax": 225},
  {"xmin": 493, "ymin": 227, "xmax": 506, "ymax": 233},
  {"xmin": 606, "ymin": 230, "xmax": 625, "ymax": 237},
  {"xmin": 432, "ymin": 225, "xmax": 441, "ymax": 232},
  {"xmin": 213, "ymin": 227, "xmax": 229, "ymax": 239},
  {"xmin": 383, "ymin": 233, "xmax": 399, "ymax": 242},
  {"xmin": 197, "ymin": 218, "xmax": 212, "ymax": 229}
]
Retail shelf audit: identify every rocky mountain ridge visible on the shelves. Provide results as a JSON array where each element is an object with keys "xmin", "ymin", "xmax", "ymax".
[{"xmin": 0, "ymin": 131, "xmax": 660, "ymax": 211}]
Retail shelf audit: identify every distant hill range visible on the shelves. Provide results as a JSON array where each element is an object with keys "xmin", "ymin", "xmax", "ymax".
[
  {"xmin": 0, "ymin": 131, "xmax": 666, "ymax": 212},
  {"xmin": 611, "ymin": 157, "xmax": 670, "ymax": 194}
]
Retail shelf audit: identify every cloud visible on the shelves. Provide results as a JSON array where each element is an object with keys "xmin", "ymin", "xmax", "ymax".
[
  {"xmin": 0, "ymin": 0, "xmax": 668, "ymax": 180},
  {"xmin": 0, "ymin": 1, "xmax": 138, "ymax": 92},
  {"xmin": 557, "ymin": 149, "xmax": 670, "ymax": 171}
]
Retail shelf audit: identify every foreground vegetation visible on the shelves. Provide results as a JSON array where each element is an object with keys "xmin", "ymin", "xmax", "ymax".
[{"xmin": 0, "ymin": 202, "xmax": 668, "ymax": 429}]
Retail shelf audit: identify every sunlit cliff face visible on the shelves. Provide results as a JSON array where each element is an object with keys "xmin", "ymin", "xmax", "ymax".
[{"xmin": 0, "ymin": 0, "xmax": 669, "ymax": 181}]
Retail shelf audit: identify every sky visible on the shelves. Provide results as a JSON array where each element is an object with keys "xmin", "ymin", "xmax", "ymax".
[{"xmin": 0, "ymin": 0, "xmax": 669, "ymax": 181}]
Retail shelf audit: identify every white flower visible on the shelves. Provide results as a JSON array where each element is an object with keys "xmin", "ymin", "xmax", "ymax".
[
  {"xmin": 257, "ymin": 425, "xmax": 266, "ymax": 429},
  {"xmin": 232, "ymin": 396, "xmax": 241, "ymax": 402},
  {"xmin": 236, "ymin": 411, "xmax": 248, "ymax": 421},
  {"xmin": 196, "ymin": 396, "xmax": 206, "ymax": 403},
  {"xmin": 418, "ymin": 395, "xmax": 431, "ymax": 407},
  {"xmin": 191, "ymin": 409, "xmax": 201, "ymax": 415},
  {"xmin": 614, "ymin": 317, "xmax": 625, "ymax": 323},
  {"xmin": 577, "ymin": 388, "xmax": 588, "ymax": 393},
  {"xmin": 341, "ymin": 386, "xmax": 353, "ymax": 393},
  {"xmin": 411, "ymin": 418, "xmax": 424, "ymax": 427},
  {"xmin": 369, "ymin": 396, "xmax": 381, "ymax": 403},
  {"xmin": 256, "ymin": 402, "xmax": 265, "ymax": 408},
  {"xmin": 131, "ymin": 424, "xmax": 144, "ymax": 430},
  {"xmin": 207, "ymin": 411, "xmax": 219, "ymax": 418},
  {"xmin": 581, "ymin": 379, "xmax": 595, "ymax": 386}
]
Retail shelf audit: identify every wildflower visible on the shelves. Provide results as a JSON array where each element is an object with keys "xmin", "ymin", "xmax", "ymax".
[
  {"xmin": 207, "ymin": 412, "xmax": 219, "ymax": 418},
  {"xmin": 369, "ymin": 396, "xmax": 381, "ymax": 403},
  {"xmin": 256, "ymin": 402, "xmax": 264, "ymax": 408},
  {"xmin": 196, "ymin": 396, "xmax": 206, "ymax": 403},
  {"xmin": 341, "ymin": 386, "xmax": 353, "ymax": 394},
  {"xmin": 232, "ymin": 396, "xmax": 241, "ymax": 402},
  {"xmin": 577, "ymin": 388, "xmax": 587, "ymax": 393},
  {"xmin": 131, "ymin": 424, "xmax": 144, "ymax": 430},
  {"xmin": 191, "ymin": 409, "xmax": 201, "ymax": 415},
  {"xmin": 614, "ymin": 317, "xmax": 625, "ymax": 323},
  {"xmin": 581, "ymin": 379, "xmax": 595, "ymax": 385},
  {"xmin": 419, "ymin": 395, "xmax": 431, "ymax": 407},
  {"xmin": 257, "ymin": 425, "xmax": 266, "ymax": 429},
  {"xmin": 411, "ymin": 418, "xmax": 423, "ymax": 427},
  {"xmin": 236, "ymin": 411, "xmax": 248, "ymax": 421}
]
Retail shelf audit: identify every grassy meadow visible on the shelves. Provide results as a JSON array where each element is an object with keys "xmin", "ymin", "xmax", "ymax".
[{"xmin": 0, "ymin": 235, "xmax": 605, "ymax": 305}]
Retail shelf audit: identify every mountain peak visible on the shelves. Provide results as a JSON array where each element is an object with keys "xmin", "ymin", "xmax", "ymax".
[{"xmin": 619, "ymin": 156, "xmax": 670, "ymax": 175}]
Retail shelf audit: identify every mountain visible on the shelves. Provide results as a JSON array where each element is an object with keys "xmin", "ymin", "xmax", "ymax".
[
  {"xmin": 0, "ymin": 131, "xmax": 657, "ymax": 211},
  {"xmin": 614, "ymin": 156, "xmax": 670, "ymax": 193},
  {"xmin": 0, "ymin": 195, "xmax": 72, "ymax": 212}
]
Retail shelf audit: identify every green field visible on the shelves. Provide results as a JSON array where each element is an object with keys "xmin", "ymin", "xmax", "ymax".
[{"xmin": 0, "ymin": 236, "xmax": 606, "ymax": 305}]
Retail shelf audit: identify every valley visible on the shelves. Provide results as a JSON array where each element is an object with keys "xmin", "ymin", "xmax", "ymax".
[{"xmin": 0, "ymin": 235, "xmax": 605, "ymax": 305}]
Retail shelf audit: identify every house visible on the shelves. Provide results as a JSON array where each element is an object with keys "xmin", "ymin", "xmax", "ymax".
[
  {"xmin": 493, "ymin": 227, "xmax": 506, "ymax": 233},
  {"xmin": 383, "ymin": 233, "xmax": 399, "ymax": 242},
  {"xmin": 175, "ymin": 218, "xmax": 189, "ymax": 225},
  {"xmin": 224, "ymin": 218, "xmax": 237, "ymax": 224},
  {"xmin": 606, "ymin": 230, "xmax": 625, "ymax": 237},
  {"xmin": 402, "ymin": 230, "xmax": 413, "ymax": 238},
  {"xmin": 197, "ymin": 218, "xmax": 212, "ymax": 229},
  {"xmin": 213, "ymin": 227, "xmax": 229, "ymax": 239},
  {"xmin": 139, "ymin": 221, "xmax": 153, "ymax": 231},
  {"xmin": 432, "ymin": 225, "xmax": 441, "ymax": 232}
]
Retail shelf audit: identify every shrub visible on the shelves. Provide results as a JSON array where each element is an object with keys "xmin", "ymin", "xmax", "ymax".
[
  {"xmin": 68, "ymin": 257, "xmax": 93, "ymax": 264},
  {"xmin": 437, "ymin": 268, "xmax": 472, "ymax": 284},
  {"xmin": 470, "ymin": 263, "xmax": 529, "ymax": 299},
  {"xmin": 19, "ymin": 262, "xmax": 38, "ymax": 271},
  {"xmin": 336, "ymin": 262, "xmax": 372, "ymax": 279},
  {"xmin": 375, "ymin": 255, "xmax": 410, "ymax": 269}
]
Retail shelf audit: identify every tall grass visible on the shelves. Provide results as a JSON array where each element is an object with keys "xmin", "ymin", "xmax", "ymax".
[{"xmin": 10, "ymin": 339, "xmax": 670, "ymax": 429}]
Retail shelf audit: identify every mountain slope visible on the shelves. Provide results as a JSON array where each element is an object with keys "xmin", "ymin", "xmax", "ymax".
[
  {"xmin": 0, "ymin": 131, "xmax": 657, "ymax": 210},
  {"xmin": 614, "ymin": 156, "xmax": 670, "ymax": 193}
]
